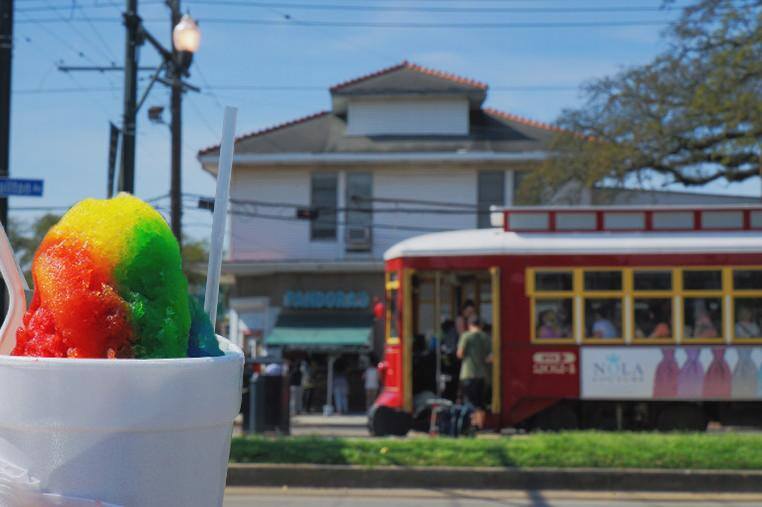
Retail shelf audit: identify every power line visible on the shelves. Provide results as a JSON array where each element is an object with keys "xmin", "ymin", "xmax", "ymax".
[
  {"xmin": 16, "ymin": 1, "xmax": 163, "ymax": 12},
  {"xmin": 227, "ymin": 207, "xmax": 451, "ymax": 233},
  {"xmin": 14, "ymin": 86, "xmax": 119, "ymax": 94},
  {"xmin": 17, "ymin": 17, "xmax": 672, "ymax": 29},
  {"xmin": 204, "ymin": 84, "xmax": 580, "ymax": 92},
  {"xmin": 72, "ymin": 2, "xmax": 120, "ymax": 64},
  {"xmin": 14, "ymin": 83, "xmax": 581, "ymax": 94},
  {"xmin": 185, "ymin": 0, "xmax": 683, "ymax": 14},
  {"xmin": 39, "ymin": 0, "xmax": 116, "ymax": 64},
  {"xmin": 13, "ymin": 23, "xmax": 117, "ymax": 119}
]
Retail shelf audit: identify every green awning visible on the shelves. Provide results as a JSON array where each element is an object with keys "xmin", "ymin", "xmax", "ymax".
[{"xmin": 265, "ymin": 313, "xmax": 373, "ymax": 350}]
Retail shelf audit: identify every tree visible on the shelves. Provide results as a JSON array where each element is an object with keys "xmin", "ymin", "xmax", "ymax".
[
  {"xmin": 522, "ymin": 0, "xmax": 762, "ymax": 202},
  {"xmin": 181, "ymin": 236, "xmax": 210, "ymax": 291},
  {"xmin": 8, "ymin": 214, "xmax": 61, "ymax": 284}
]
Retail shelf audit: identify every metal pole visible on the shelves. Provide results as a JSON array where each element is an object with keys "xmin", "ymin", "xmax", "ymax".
[
  {"xmin": 0, "ymin": 0, "xmax": 13, "ymax": 313},
  {"xmin": 120, "ymin": 0, "xmax": 139, "ymax": 193},
  {"xmin": 169, "ymin": 0, "xmax": 182, "ymax": 245}
]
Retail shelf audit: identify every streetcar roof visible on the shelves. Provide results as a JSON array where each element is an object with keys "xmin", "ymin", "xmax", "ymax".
[{"xmin": 384, "ymin": 228, "xmax": 762, "ymax": 260}]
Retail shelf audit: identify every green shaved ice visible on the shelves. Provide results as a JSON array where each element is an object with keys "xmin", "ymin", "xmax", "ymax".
[{"xmin": 115, "ymin": 215, "xmax": 190, "ymax": 359}]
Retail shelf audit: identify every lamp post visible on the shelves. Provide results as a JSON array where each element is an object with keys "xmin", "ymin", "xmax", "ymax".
[
  {"xmin": 119, "ymin": 2, "xmax": 200, "ymax": 245},
  {"xmin": 169, "ymin": 11, "xmax": 201, "ymax": 247}
]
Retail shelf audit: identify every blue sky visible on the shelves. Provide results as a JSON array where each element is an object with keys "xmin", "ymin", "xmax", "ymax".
[{"xmin": 8, "ymin": 0, "xmax": 759, "ymax": 237}]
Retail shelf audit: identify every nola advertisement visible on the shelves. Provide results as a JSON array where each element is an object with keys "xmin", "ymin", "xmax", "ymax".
[{"xmin": 581, "ymin": 346, "xmax": 762, "ymax": 400}]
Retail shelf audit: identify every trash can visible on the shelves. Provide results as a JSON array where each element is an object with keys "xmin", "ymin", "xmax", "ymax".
[{"xmin": 248, "ymin": 373, "xmax": 290, "ymax": 434}]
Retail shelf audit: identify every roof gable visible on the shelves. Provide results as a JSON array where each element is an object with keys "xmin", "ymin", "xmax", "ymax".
[
  {"xmin": 330, "ymin": 61, "xmax": 488, "ymax": 94},
  {"xmin": 330, "ymin": 61, "xmax": 488, "ymax": 112}
]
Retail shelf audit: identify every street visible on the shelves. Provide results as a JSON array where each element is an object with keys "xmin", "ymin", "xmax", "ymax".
[{"xmin": 223, "ymin": 488, "xmax": 762, "ymax": 507}]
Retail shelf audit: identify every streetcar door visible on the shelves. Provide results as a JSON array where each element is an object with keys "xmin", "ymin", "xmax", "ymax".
[{"xmin": 405, "ymin": 269, "xmax": 501, "ymax": 417}]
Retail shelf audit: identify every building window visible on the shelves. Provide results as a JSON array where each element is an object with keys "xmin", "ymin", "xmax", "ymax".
[
  {"xmin": 345, "ymin": 172, "xmax": 373, "ymax": 251},
  {"xmin": 528, "ymin": 270, "xmax": 574, "ymax": 342},
  {"xmin": 632, "ymin": 270, "xmax": 674, "ymax": 343},
  {"xmin": 310, "ymin": 172, "xmax": 337, "ymax": 240},
  {"xmin": 477, "ymin": 171, "xmax": 505, "ymax": 229}
]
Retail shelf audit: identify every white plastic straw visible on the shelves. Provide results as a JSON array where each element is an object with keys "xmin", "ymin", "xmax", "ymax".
[{"xmin": 204, "ymin": 106, "xmax": 238, "ymax": 325}]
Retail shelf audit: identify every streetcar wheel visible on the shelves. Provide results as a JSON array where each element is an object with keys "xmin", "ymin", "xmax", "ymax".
[
  {"xmin": 368, "ymin": 405, "xmax": 411, "ymax": 437},
  {"xmin": 533, "ymin": 404, "xmax": 578, "ymax": 432},
  {"xmin": 656, "ymin": 405, "xmax": 707, "ymax": 432}
]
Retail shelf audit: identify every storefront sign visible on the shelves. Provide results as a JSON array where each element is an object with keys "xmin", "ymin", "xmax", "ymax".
[
  {"xmin": 581, "ymin": 346, "xmax": 762, "ymax": 400},
  {"xmin": 282, "ymin": 290, "xmax": 370, "ymax": 310}
]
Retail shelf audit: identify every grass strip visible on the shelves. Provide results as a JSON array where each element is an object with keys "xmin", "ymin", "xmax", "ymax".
[{"xmin": 230, "ymin": 431, "xmax": 762, "ymax": 470}]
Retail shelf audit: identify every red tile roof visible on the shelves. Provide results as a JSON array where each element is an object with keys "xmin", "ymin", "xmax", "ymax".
[
  {"xmin": 197, "ymin": 110, "xmax": 330, "ymax": 157},
  {"xmin": 330, "ymin": 60, "xmax": 488, "ymax": 92},
  {"xmin": 483, "ymin": 107, "xmax": 562, "ymax": 133}
]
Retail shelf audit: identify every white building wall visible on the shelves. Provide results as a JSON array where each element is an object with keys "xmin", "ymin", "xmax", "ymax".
[
  {"xmin": 229, "ymin": 165, "xmax": 509, "ymax": 262},
  {"xmin": 230, "ymin": 167, "xmax": 340, "ymax": 261},
  {"xmin": 347, "ymin": 99, "xmax": 469, "ymax": 136},
  {"xmin": 371, "ymin": 168, "xmax": 477, "ymax": 258}
]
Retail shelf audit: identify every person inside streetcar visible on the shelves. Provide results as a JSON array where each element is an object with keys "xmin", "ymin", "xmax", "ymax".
[
  {"xmin": 456, "ymin": 300, "xmax": 477, "ymax": 336},
  {"xmin": 592, "ymin": 310, "xmax": 618, "ymax": 339},
  {"xmin": 456, "ymin": 315, "xmax": 493, "ymax": 428},
  {"xmin": 538, "ymin": 309, "xmax": 562, "ymax": 339},
  {"xmin": 735, "ymin": 306, "xmax": 760, "ymax": 339}
]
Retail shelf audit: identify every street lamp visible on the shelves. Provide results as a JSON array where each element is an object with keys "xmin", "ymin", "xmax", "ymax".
[
  {"xmin": 120, "ymin": 3, "xmax": 202, "ymax": 246},
  {"xmin": 173, "ymin": 14, "xmax": 201, "ymax": 54}
]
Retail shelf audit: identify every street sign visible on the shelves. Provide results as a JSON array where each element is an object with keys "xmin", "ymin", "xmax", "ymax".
[{"xmin": 0, "ymin": 178, "xmax": 43, "ymax": 197}]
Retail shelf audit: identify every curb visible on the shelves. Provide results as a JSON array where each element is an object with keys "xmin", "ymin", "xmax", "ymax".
[{"xmin": 226, "ymin": 464, "xmax": 762, "ymax": 492}]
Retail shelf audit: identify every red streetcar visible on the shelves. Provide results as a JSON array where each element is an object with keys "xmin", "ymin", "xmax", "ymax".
[{"xmin": 369, "ymin": 205, "xmax": 762, "ymax": 435}]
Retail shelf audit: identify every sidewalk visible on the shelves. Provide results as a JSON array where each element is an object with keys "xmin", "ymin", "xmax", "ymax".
[
  {"xmin": 226, "ymin": 464, "xmax": 762, "ymax": 493},
  {"xmin": 290, "ymin": 414, "xmax": 369, "ymax": 437}
]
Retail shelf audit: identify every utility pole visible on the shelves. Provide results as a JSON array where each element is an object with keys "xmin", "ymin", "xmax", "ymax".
[
  {"xmin": 169, "ymin": 0, "xmax": 183, "ymax": 246},
  {"xmin": 121, "ymin": 0, "xmax": 139, "ymax": 193},
  {"xmin": 0, "ymin": 0, "xmax": 13, "ymax": 311}
]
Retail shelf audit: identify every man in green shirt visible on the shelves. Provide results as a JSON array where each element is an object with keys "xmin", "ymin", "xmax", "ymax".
[{"xmin": 457, "ymin": 315, "xmax": 492, "ymax": 410}]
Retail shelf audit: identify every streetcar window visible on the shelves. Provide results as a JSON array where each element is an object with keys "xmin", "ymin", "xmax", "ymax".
[
  {"xmin": 387, "ymin": 288, "xmax": 399, "ymax": 339},
  {"xmin": 634, "ymin": 270, "xmax": 672, "ymax": 291},
  {"xmin": 535, "ymin": 271, "xmax": 572, "ymax": 292},
  {"xmin": 683, "ymin": 297, "xmax": 722, "ymax": 339},
  {"xmin": 535, "ymin": 299, "xmax": 573, "ymax": 340},
  {"xmin": 633, "ymin": 298, "xmax": 672, "ymax": 340},
  {"xmin": 415, "ymin": 279, "xmax": 435, "ymax": 339},
  {"xmin": 734, "ymin": 298, "xmax": 762, "ymax": 339},
  {"xmin": 734, "ymin": 270, "xmax": 762, "ymax": 291},
  {"xmin": 584, "ymin": 298, "xmax": 622, "ymax": 339},
  {"xmin": 683, "ymin": 270, "xmax": 722, "ymax": 290},
  {"xmin": 584, "ymin": 271, "xmax": 622, "ymax": 291}
]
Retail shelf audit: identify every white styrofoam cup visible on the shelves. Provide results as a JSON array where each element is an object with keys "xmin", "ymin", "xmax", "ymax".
[{"xmin": 0, "ymin": 337, "xmax": 244, "ymax": 506}]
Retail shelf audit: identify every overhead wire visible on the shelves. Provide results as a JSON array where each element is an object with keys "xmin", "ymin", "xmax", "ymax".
[
  {"xmin": 39, "ymin": 0, "xmax": 117, "ymax": 64},
  {"xmin": 184, "ymin": 1, "xmax": 682, "ymax": 14},
  {"xmin": 17, "ymin": 17, "xmax": 673, "ymax": 29}
]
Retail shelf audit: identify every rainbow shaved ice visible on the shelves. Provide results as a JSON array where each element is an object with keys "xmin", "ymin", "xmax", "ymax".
[{"xmin": 12, "ymin": 193, "xmax": 221, "ymax": 359}]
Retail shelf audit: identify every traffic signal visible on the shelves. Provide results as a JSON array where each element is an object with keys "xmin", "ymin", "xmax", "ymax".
[{"xmin": 296, "ymin": 207, "xmax": 319, "ymax": 220}]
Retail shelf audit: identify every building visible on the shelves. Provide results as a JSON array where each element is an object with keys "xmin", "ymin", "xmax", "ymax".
[{"xmin": 197, "ymin": 61, "xmax": 757, "ymax": 411}]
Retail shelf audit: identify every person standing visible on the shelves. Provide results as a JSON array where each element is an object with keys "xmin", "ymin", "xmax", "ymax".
[
  {"xmin": 363, "ymin": 358, "xmax": 380, "ymax": 411},
  {"xmin": 300, "ymin": 360, "xmax": 315, "ymax": 413},
  {"xmin": 288, "ymin": 361, "xmax": 303, "ymax": 415},
  {"xmin": 457, "ymin": 315, "xmax": 492, "ymax": 427},
  {"xmin": 333, "ymin": 362, "xmax": 349, "ymax": 415},
  {"xmin": 455, "ymin": 300, "xmax": 476, "ymax": 336}
]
